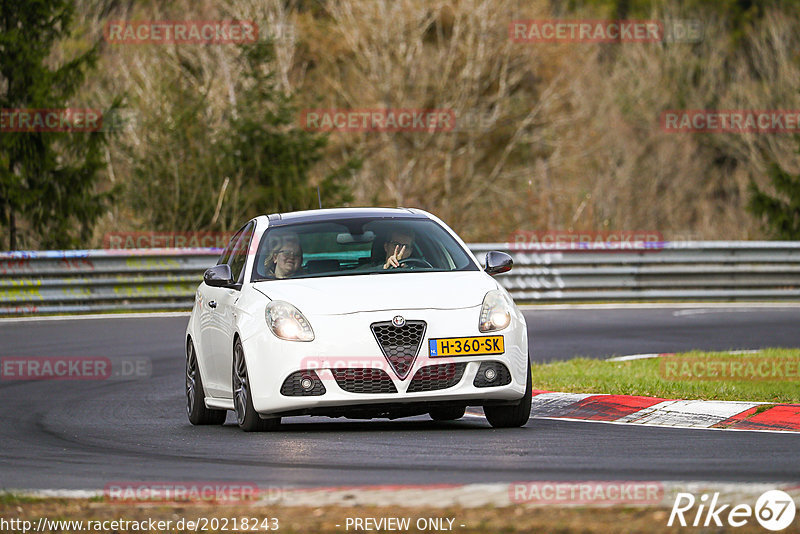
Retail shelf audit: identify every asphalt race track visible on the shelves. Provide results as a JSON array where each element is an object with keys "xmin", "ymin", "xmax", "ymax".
[
  {"xmin": 525, "ymin": 305, "xmax": 800, "ymax": 361},
  {"xmin": 1, "ymin": 306, "xmax": 799, "ymax": 490}
]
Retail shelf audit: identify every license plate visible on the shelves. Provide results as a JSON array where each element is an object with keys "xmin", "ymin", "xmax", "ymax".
[{"xmin": 429, "ymin": 336, "xmax": 504, "ymax": 357}]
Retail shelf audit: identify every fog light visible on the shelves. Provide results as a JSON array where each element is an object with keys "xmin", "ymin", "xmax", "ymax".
[
  {"xmin": 484, "ymin": 368, "xmax": 497, "ymax": 381},
  {"xmin": 300, "ymin": 377, "xmax": 314, "ymax": 391}
]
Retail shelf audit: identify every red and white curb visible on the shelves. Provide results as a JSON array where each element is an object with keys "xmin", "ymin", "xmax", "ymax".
[{"xmin": 525, "ymin": 390, "xmax": 800, "ymax": 432}]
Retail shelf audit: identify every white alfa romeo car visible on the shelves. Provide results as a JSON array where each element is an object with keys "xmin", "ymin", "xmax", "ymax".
[{"xmin": 185, "ymin": 208, "xmax": 530, "ymax": 431}]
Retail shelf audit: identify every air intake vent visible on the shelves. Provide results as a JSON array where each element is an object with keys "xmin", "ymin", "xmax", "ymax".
[
  {"xmin": 407, "ymin": 363, "xmax": 466, "ymax": 393},
  {"xmin": 331, "ymin": 368, "xmax": 398, "ymax": 394}
]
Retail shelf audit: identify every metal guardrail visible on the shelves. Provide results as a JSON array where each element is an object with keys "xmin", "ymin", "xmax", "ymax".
[
  {"xmin": 0, "ymin": 249, "xmax": 218, "ymax": 315},
  {"xmin": 1, "ymin": 242, "xmax": 799, "ymax": 315}
]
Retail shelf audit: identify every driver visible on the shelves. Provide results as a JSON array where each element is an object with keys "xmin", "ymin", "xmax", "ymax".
[{"xmin": 382, "ymin": 230, "xmax": 414, "ymax": 269}]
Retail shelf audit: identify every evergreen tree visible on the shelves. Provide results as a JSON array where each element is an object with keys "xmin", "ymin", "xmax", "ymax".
[
  {"xmin": 126, "ymin": 39, "xmax": 356, "ymax": 232},
  {"xmin": 228, "ymin": 41, "xmax": 356, "ymax": 215},
  {"xmin": 749, "ymin": 161, "xmax": 800, "ymax": 239},
  {"xmin": 0, "ymin": 0, "xmax": 114, "ymax": 250}
]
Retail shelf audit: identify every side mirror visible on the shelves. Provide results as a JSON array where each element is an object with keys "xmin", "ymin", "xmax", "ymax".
[
  {"xmin": 484, "ymin": 251, "xmax": 513, "ymax": 276},
  {"xmin": 204, "ymin": 264, "xmax": 234, "ymax": 287}
]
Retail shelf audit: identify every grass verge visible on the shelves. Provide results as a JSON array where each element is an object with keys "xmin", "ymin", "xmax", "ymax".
[{"xmin": 530, "ymin": 348, "xmax": 800, "ymax": 403}]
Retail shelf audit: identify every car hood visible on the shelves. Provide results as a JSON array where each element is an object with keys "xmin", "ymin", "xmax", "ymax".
[{"xmin": 253, "ymin": 271, "xmax": 497, "ymax": 315}]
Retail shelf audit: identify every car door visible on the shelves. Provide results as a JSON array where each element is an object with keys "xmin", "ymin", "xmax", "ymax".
[
  {"xmin": 197, "ymin": 229, "xmax": 237, "ymax": 396},
  {"xmin": 198, "ymin": 224, "xmax": 244, "ymax": 397},
  {"xmin": 206, "ymin": 222, "xmax": 254, "ymax": 398}
]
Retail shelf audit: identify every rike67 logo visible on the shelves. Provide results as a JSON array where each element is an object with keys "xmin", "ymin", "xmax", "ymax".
[{"xmin": 669, "ymin": 490, "xmax": 796, "ymax": 531}]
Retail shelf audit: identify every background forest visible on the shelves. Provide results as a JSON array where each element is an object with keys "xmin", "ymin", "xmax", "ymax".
[{"xmin": 2, "ymin": 0, "xmax": 799, "ymax": 249}]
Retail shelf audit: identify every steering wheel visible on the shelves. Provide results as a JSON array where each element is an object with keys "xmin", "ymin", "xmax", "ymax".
[{"xmin": 398, "ymin": 258, "xmax": 433, "ymax": 269}]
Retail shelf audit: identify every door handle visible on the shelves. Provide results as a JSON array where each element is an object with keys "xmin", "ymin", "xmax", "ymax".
[{"xmin": 208, "ymin": 300, "xmax": 217, "ymax": 309}]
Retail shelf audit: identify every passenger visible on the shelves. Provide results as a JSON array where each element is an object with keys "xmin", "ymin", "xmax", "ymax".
[{"xmin": 266, "ymin": 233, "xmax": 303, "ymax": 278}]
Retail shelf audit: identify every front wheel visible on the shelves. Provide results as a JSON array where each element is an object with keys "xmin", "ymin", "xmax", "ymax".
[
  {"xmin": 483, "ymin": 358, "xmax": 532, "ymax": 428},
  {"xmin": 233, "ymin": 339, "xmax": 280, "ymax": 432},
  {"xmin": 186, "ymin": 339, "xmax": 226, "ymax": 425}
]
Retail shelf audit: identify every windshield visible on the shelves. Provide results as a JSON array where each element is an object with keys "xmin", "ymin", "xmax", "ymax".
[{"xmin": 251, "ymin": 217, "xmax": 478, "ymax": 281}]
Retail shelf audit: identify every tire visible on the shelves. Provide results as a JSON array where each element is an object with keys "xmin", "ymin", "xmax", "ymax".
[
  {"xmin": 483, "ymin": 357, "xmax": 532, "ymax": 428},
  {"xmin": 429, "ymin": 406, "xmax": 466, "ymax": 421},
  {"xmin": 186, "ymin": 339, "xmax": 227, "ymax": 425},
  {"xmin": 232, "ymin": 338, "xmax": 280, "ymax": 432}
]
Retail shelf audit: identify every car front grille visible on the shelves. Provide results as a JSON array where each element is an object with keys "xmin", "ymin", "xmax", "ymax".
[
  {"xmin": 280, "ymin": 370, "xmax": 326, "ymax": 396},
  {"xmin": 331, "ymin": 368, "xmax": 398, "ymax": 394},
  {"xmin": 473, "ymin": 361, "xmax": 512, "ymax": 388},
  {"xmin": 370, "ymin": 320, "xmax": 426, "ymax": 379},
  {"xmin": 406, "ymin": 363, "xmax": 467, "ymax": 393}
]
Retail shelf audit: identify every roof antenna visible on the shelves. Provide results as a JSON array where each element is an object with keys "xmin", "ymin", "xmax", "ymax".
[{"xmin": 317, "ymin": 186, "xmax": 322, "ymax": 209}]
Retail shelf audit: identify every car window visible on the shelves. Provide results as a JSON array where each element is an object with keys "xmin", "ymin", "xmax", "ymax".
[
  {"xmin": 217, "ymin": 226, "xmax": 244, "ymax": 267},
  {"xmin": 252, "ymin": 218, "xmax": 478, "ymax": 281},
  {"xmin": 227, "ymin": 222, "xmax": 255, "ymax": 284}
]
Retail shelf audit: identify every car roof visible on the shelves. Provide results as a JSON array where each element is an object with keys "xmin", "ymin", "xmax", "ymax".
[{"xmin": 264, "ymin": 207, "xmax": 428, "ymax": 227}]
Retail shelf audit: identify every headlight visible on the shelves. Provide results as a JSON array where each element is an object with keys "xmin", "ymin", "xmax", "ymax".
[
  {"xmin": 265, "ymin": 301, "xmax": 315, "ymax": 341},
  {"xmin": 479, "ymin": 290, "xmax": 513, "ymax": 332}
]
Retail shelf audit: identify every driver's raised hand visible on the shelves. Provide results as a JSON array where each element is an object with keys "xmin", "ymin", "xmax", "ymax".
[{"xmin": 383, "ymin": 244, "xmax": 406, "ymax": 269}]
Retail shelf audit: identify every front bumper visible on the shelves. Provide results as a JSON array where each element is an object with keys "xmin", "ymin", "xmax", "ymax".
[{"xmin": 240, "ymin": 306, "xmax": 528, "ymax": 416}]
